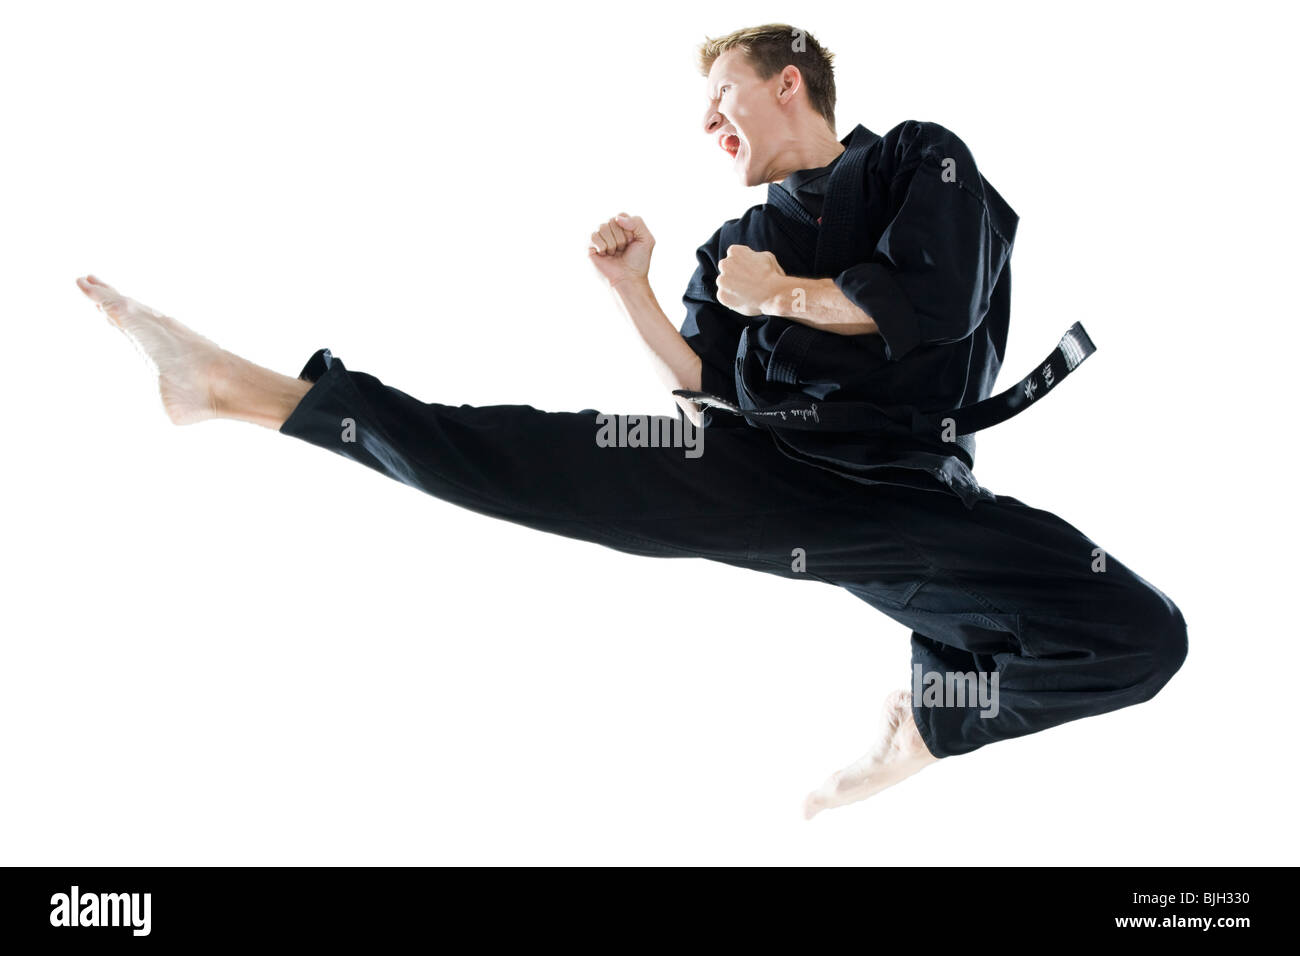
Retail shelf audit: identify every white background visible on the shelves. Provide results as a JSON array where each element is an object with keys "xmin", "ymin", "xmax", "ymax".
[{"xmin": 2, "ymin": 0, "xmax": 1295, "ymax": 865}]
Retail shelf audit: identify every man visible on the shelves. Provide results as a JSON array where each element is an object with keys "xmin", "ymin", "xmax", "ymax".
[{"xmin": 75, "ymin": 23, "xmax": 1186, "ymax": 818}]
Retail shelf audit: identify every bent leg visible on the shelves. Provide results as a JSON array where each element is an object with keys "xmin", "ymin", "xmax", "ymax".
[{"xmin": 828, "ymin": 484, "xmax": 1189, "ymax": 759}]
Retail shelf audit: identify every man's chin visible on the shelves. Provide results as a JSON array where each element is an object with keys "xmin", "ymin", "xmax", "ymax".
[{"xmin": 736, "ymin": 159, "xmax": 775, "ymax": 188}]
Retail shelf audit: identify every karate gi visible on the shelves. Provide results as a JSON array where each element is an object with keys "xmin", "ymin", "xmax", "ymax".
[{"xmin": 277, "ymin": 120, "xmax": 1187, "ymax": 758}]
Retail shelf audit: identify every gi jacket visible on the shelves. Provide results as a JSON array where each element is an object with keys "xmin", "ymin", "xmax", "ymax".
[{"xmin": 679, "ymin": 120, "xmax": 1019, "ymax": 507}]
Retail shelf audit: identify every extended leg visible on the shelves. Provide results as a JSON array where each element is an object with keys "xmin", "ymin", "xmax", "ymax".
[{"xmin": 74, "ymin": 274, "xmax": 867, "ymax": 567}]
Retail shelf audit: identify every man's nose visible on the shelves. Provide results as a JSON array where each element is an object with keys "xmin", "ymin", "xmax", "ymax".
[{"xmin": 703, "ymin": 106, "xmax": 724, "ymax": 136}]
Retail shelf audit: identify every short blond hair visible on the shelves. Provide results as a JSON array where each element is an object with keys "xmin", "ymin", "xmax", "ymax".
[{"xmin": 697, "ymin": 24, "xmax": 837, "ymax": 129}]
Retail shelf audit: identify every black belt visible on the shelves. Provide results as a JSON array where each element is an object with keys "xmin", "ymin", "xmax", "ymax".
[{"xmin": 674, "ymin": 322, "xmax": 1096, "ymax": 443}]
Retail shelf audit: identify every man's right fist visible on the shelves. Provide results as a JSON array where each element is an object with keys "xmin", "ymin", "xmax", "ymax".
[{"xmin": 588, "ymin": 213, "xmax": 654, "ymax": 288}]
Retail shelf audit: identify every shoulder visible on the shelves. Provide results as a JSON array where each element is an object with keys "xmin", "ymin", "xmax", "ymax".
[
  {"xmin": 881, "ymin": 119, "xmax": 974, "ymax": 160},
  {"xmin": 877, "ymin": 119, "xmax": 988, "ymax": 197}
]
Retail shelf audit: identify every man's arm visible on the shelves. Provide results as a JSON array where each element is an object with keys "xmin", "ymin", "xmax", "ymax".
[
  {"xmin": 763, "ymin": 276, "xmax": 879, "ymax": 336},
  {"xmin": 609, "ymin": 277, "xmax": 704, "ymax": 425},
  {"xmin": 589, "ymin": 214, "xmax": 705, "ymax": 426},
  {"xmin": 714, "ymin": 244, "xmax": 879, "ymax": 336}
]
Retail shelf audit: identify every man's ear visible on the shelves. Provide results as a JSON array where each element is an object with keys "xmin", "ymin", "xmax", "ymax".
[{"xmin": 777, "ymin": 65, "xmax": 802, "ymax": 104}]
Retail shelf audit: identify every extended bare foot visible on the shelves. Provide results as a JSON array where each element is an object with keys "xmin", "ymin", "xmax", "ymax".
[
  {"xmin": 803, "ymin": 688, "xmax": 940, "ymax": 819},
  {"xmin": 75, "ymin": 274, "xmax": 310, "ymax": 429},
  {"xmin": 76, "ymin": 274, "xmax": 234, "ymax": 424}
]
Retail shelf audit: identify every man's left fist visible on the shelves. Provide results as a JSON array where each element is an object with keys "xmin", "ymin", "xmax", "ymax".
[{"xmin": 716, "ymin": 244, "xmax": 788, "ymax": 316}]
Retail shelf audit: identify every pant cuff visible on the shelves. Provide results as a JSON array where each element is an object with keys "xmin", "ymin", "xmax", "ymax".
[
  {"xmin": 912, "ymin": 700, "xmax": 950, "ymax": 760},
  {"xmin": 296, "ymin": 347, "xmax": 336, "ymax": 384},
  {"xmin": 279, "ymin": 347, "xmax": 353, "ymax": 438}
]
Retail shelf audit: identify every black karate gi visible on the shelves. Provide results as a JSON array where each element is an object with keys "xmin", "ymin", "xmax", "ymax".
[
  {"xmin": 277, "ymin": 120, "xmax": 1187, "ymax": 759},
  {"xmin": 680, "ymin": 120, "xmax": 1021, "ymax": 507}
]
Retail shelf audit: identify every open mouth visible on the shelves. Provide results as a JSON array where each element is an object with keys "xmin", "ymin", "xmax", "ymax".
[{"xmin": 718, "ymin": 132, "xmax": 741, "ymax": 159}]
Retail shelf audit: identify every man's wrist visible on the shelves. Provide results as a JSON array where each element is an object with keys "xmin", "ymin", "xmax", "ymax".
[
  {"xmin": 762, "ymin": 276, "xmax": 801, "ymax": 318},
  {"xmin": 610, "ymin": 275, "xmax": 653, "ymax": 299}
]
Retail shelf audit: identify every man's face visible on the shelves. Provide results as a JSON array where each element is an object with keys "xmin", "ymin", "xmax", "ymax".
[{"xmin": 702, "ymin": 49, "xmax": 788, "ymax": 187}]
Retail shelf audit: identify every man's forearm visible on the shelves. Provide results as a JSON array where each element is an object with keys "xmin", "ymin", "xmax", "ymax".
[
  {"xmin": 762, "ymin": 276, "xmax": 879, "ymax": 336},
  {"xmin": 609, "ymin": 277, "xmax": 704, "ymax": 423}
]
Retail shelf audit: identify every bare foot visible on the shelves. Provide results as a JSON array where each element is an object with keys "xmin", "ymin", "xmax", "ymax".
[
  {"xmin": 76, "ymin": 274, "xmax": 232, "ymax": 425},
  {"xmin": 803, "ymin": 688, "xmax": 940, "ymax": 819}
]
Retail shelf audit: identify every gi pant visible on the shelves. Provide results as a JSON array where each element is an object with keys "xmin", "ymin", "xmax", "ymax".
[{"xmin": 278, "ymin": 348, "xmax": 1188, "ymax": 759}]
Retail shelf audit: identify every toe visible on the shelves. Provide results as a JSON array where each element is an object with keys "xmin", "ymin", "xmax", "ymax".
[
  {"xmin": 86, "ymin": 275, "xmax": 121, "ymax": 296},
  {"xmin": 77, "ymin": 276, "xmax": 109, "ymax": 302},
  {"xmin": 802, "ymin": 792, "xmax": 824, "ymax": 820}
]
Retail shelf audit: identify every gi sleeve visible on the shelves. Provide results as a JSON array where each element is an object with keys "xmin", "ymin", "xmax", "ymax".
[
  {"xmin": 834, "ymin": 120, "xmax": 1012, "ymax": 362},
  {"xmin": 679, "ymin": 229, "xmax": 744, "ymax": 403}
]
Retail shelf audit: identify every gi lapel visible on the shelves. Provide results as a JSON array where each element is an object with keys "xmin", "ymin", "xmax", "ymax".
[
  {"xmin": 813, "ymin": 124, "xmax": 880, "ymax": 278},
  {"xmin": 764, "ymin": 186, "xmax": 819, "ymax": 252},
  {"xmin": 756, "ymin": 125, "xmax": 884, "ymax": 392}
]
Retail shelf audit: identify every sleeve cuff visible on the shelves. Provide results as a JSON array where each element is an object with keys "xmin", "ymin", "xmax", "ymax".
[{"xmin": 834, "ymin": 263, "xmax": 921, "ymax": 361}]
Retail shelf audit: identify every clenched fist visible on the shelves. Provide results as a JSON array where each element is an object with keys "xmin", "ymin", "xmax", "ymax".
[
  {"xmin": 716, "ymin": 244, "xmax": 788, "ymax": 316},
  {"xmin": 588, "ymin": 213, "xmax": 654, "ymax": 289}
]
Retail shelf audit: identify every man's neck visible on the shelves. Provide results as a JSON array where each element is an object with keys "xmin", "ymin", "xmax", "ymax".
[{"xmin": 770, "ymin": 124, "xmax": 847, "ymax": 183}]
